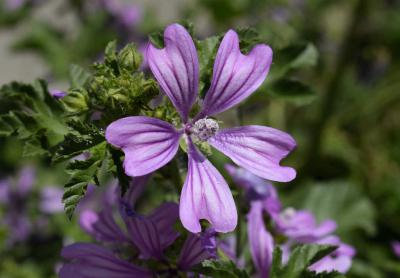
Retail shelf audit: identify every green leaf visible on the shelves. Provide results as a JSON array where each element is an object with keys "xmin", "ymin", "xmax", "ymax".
[
  {"xmin": 69, "ymin": 64, "xmax": 91, "ymax": 89},
  {"xmin": 196, "ymin": 35, "xmax": 220, "ymax": 98},
  {"xmin": 193, "ymin": 259, "xmax": 250, "ymax": 278},
  {"xmin": 270, "ymin": 78, "xmax": 316, "ymax": 105},
  {"xmin": 295, "ymin": 181, "xmax": 377, "ymax": 236},
  {"xmin": 274, "ymin": 43, "xmax": 319, "ymax": 76},
  {"xmin": 63, "ymin": 142, "xmax": 107, "ymax": 218},
  {"xmin": 53, "ymin": 120, "xmax": 104, "ymax": 162},
  {"xmin": 270, "ymin": 245, "xmax": 338, "ymax": 278},
  {"xmin": 0, "ymin": 80, "xmax": 67, "ymax": 155}
]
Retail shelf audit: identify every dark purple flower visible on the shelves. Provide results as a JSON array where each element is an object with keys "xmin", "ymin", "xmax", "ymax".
[
  {"xmin": 59, "ymin": 243, "xmax": 152, "ymax": 278},
  {"xmin": 392, "ymin": 241, "xmax": 400, "ymax": 258},
  {"xmin": 106, "ymin": 23, "xmax": 296, "ymax": 233}
]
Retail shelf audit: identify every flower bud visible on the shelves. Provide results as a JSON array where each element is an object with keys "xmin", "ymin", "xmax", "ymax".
[
  {"xmin": 118, "ymin": 44, "xmax": 142, "ymax": 72},
  {"xmin": 61, "ymin": 88, "xmax": 89, "ymax": 113}
]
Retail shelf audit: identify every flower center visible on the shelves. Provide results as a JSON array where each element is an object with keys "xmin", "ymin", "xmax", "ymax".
[
  {"xmin": 279, "ymin": 207, "xmax": 296, "ymax": 224},
  {"xmin": 191, "ymin": 118, "xmax": 219, "ymax": 141}
]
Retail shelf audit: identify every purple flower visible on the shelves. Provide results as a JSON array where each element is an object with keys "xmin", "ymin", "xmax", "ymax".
[
  {"xmin": 4, "ymin": 0, "xmax": 26, "ymax": 11},
  {"xmin": 228, "ymin": 166, "xmax": 355, "ymax": 275},
  {"xmin": 40, "ymin": 186, "xmax": 64, "ymax": 214},
  {"xmin": 247, "ymin": 201, "xmax": 274, "ymax": 278},
  {"xmin": 392, "ymin": 241, "xmax": 400, "ymax": 258},
  {"xmin": 59, "ymin": 243, "xmax": 153, "ymax": 278},
  {"xmin": 106, "ymin": 23, "xmax": 296, "ymax": 233},
  {"xmin": 0, "ymin": 166, "xmax": 35, "ymax": 244},
  {"xmin": 309, "ymin": 236, "xmax": 356, "ymax": 273},
  {"xmin": 62, "ymin": 177, "xmax": 216, "ymax": 276},
  {"xmin": 49, "ymin": 89, "xmax": 67, "ymax": 99}
]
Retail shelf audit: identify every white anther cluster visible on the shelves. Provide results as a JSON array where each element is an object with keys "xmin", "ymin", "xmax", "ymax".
[
  {"xmin": 279, "ymin": 207, "xmax": 296, "ymax": 224},
  {"xmin": 191, "ymin": 118, "xmax": 219, "ymax": 141}
]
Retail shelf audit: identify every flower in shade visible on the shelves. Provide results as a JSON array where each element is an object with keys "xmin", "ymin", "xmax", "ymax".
[
  {"xmin": 106, "ymin": 23, "xmax": 296, "ymax": 233},
  {"xmin": 227, "ymin": 165, "xmax": 355, "ymax": 276},
  {"xmin": 392, "ymin": 241, "xmax": 400, "ymax": 258},
  {"xmin": 60, "ymin": 177, "xmax": 217, "ymax": 276}
]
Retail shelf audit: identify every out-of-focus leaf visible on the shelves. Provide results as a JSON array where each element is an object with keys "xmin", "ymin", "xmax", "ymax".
[
  {"xmin": 63, "ymin": 142, "xmax": 106, "ymax": 219},
  {"xmin": 270, "ymin": 78, "xmax": 316, "ymax": 105},
  {"xmin": 69, "ymin": 64, "xmax": 91, "ymax": 89},
  {"xmin": 193, "ymin": 259, "xmax": 250, "ymax": 278},
  {"xmin": 295, "ymin": 181, "xmax": 377, "ymax": 236},
  {"xmin": 0, "ymin": 80, "xmax": 67, "ymax": 155},
  {"xmin": 197, "ymin": 35, "xmax": 220, "ymax": 98},
  {"xmin": 274, "ymin": 43, "xmax": 319, "ymax": 76}
]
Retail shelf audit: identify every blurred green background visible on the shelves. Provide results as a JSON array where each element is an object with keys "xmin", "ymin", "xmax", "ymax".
[{"xmin": 0, "ymin": 0, "xmax": 399, "ymax": 277}]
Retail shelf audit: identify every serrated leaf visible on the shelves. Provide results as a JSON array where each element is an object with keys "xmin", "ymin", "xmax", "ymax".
[
  {"xmin": 62, "ymin": 142, "xmax": 107, "ymax": 218},
  {"xmin": 0, "ymin": 80, "xmax": 67, "ymax": 156},
  {"xmin": 193, "ymin": 259, "xmax": 250, "ymax": 278},
  {"xmin": 53, "ymin": 119, "xmax": 104, "ymax": 162}
]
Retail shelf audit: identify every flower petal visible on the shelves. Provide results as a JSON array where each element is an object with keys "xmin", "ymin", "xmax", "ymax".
[
  {"xmin": 124, "ymin": 214, "xmax": 163, "ymax": 260},
  {"xmin": 199, "ymin": 30, "xmax": 272, "ymax": 117},
  {"xmin": 247, "ymin": 201, "xmax": 274, "ymax": 278},
  {"xmin": 60, "ymin": 243, "xmax": 151, "ymax": 278},
  {"xmin": 148, "ymin": 202, "xmax": 180, "ymax": 248},
  {"xmin": 209, "ymin": 125, "xmax": 296, "ymax": 182},
  {"xmin": 179, "ymin": 139, "xmax": 237, "ymax": 233},
  {"xmin": 147, "ymin": 23, "xmax": 199, "ymax": 122},
  {"xmin": 79, "ymin": 208, "xmax": 129, "ymax": 243},
  {"xmin": 106, "ymin": 116, "xmax": 181, "ymax": 176},
  {"xmin": 178, "ymin": 229, "xmax": 216, "ymax": 270}
]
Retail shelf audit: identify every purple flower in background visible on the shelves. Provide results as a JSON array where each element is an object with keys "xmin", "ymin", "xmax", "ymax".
[
  {"xmin": 227, "ymin": 165, "xmax": 355, "ymax": 276},
  {"xmin": 4, "ymin": 0, "xmax": 25, "ymax": 11},
  {"xmin": 49, "ymin": 89, "xmax": 66, "ymax": 99},
  {"xmin": 106, "ymin": 23, "xmax": 296, "ymax": 233},
  {"xmin": 392, "ymin": 241, "xmax": 400, "ymax": 258},
  {"xmin": 247, "ymin": 201, "xmax": 274, "ymax": 278},
  {"xmin": 61, "ymin": 177, "xmax": 216, "ymax": 276},
  {"xmin": 40, "ymin": 186, "xmax": 64, "ymax": 214},
  {"xmin": 309, "ymin": 236, "xmax": 356, "ymax": 273},
  {"xmin": 0, "ymin": 166, "xmax": 35, "ymax": 244}
]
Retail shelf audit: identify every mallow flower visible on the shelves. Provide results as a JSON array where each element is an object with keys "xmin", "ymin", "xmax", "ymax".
[
  {"xmin": 106, "ymin": 23, "xmax": 296, "ymax": 233},
  {"xmin": 60, "ymin": 177, "xmax": 217, "ymax": 277},
  {"xmin": 227, "ymin": 165, "xmax": 355, "ymax": 276}
]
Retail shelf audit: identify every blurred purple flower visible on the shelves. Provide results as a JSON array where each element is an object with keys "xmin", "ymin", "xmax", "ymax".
[
  {"xmin": 392, "ymin": 241, "xmax": 400, "ymax": 258},
  {"xmin": 40, "ymin": 186, "xmax": 64, "ymax": 214},
  {"xmin": 97, "ymin": 0, "xmax": 142, "ymax": 29},
  {"xmin": 227, "ymin": 165, "xmax": 355, "ymax": 275},
  {"xmin": 49, "ymin": 89, "xmax": 66, "ymax": 99},
  {"xmin": 4, "ymin": 0, "xmax": 26, "ymax": 11},
  {"xmin": 62, "ymin": 177, "xmax": 216, "ymax": 276},
  {"xmin": 106, "ymin": 23, "xmax": 296, "ymax": 233}
]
